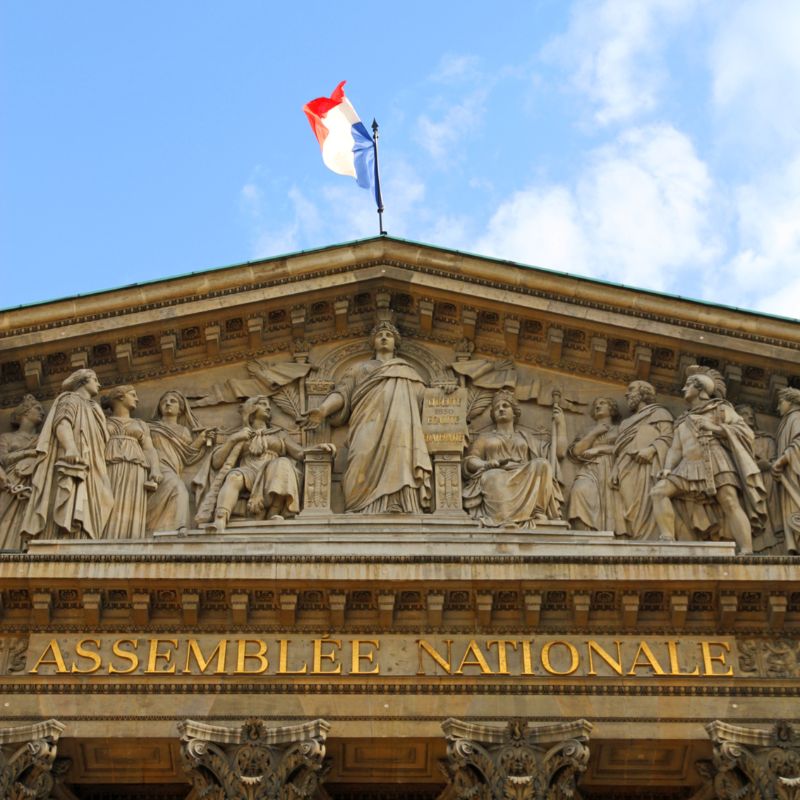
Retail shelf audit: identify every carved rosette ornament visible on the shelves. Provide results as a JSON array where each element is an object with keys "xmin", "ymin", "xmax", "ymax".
[
  {"xmin": 178, "ymin": 717, "xmax": 330, "ymax": 800},
  {"xmin": 697, "ymin": 720, "xmax": 800, "ymax": 800},
  {"xmin": 0, "ymin": 719, "xmax": 65, "ymax": 800},
  {"xmin": 440, "ymin": 717, "xmax": 592, "ymax": 800}
]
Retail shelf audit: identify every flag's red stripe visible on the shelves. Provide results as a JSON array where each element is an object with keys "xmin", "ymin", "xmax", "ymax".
[{"xmin": 303, "ymin": 81, "xmax": 347, "ymax": 148}]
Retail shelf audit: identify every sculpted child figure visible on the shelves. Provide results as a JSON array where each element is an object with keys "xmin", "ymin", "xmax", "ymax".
[
  {"xmin": 567, "ymin": 396, "xmax": 620, "ymax": 531},
  {"xmin": 195, "ymin": 395, "xmax": 305, "ymax": 532},
  {"xmin": 462, "ymin": 389, "xmax": 566, "ymax": 527},
  {"xmin": 0, "ymin": 395, "xmax": 45, "ymax": 549},
  {"xmin": 651, "ymin": 367, "xmax": 765, "ymax": 554},
  {"xmin": 772, "ymin": 387, "xmax": 800, "ymax": 554},
  {"xmin": 102, "ymin": 385, "xmax": 162, "ymax": 539},
  {"xmin": 303, "ymin": 321, "xmax": 432, "ymax": 514},
  {"xmin": 22, "ymin": 368, "xmax": 114, "ymax": 541},
  {"xmin": 147, "ymin": 390, "xmax": 212, "ymax": 533}
]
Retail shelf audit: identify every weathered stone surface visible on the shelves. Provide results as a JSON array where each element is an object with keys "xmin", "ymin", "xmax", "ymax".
[
  {"xmin": 179, "ymin": 717, "xmax": 330, "ymax": 800},
  {"xmin": 440, "ymin": 717, "xmax": 592, "ymax": 800},
  {"xmin": 0, "ymin": 719, "xmax": 65, "ymax": 800}
]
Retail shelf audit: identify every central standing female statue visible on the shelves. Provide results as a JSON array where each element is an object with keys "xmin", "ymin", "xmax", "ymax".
[{"xmin": 304, "ymin": 322, "xmax": 432, "ymax": 513}]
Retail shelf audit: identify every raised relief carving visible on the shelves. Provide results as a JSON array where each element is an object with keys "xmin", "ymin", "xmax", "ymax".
[
  {"xmin": 652, "ymin": 366, "xmax": 766, "ymax": 554},
  {"xmin": 611, "ymin": 380, "xmax": 673, "ymax": 540},
  {"xmin": 192, "ymin": 358, "xmax": 315, "ymax": 408},
  {"xmin": 147, "ymin": 390, "xmax": 214, "ymax": 533},
  {"xmin": 738, "ymin": 639, "xmax": 800, "ymax": 678},
  {"xmin": 21, "ymin": 368, "xmax": 114, "ymax": 543},
  {"xmin": 101, "ymin": 385, "xmax": 162, "ymax": 539},
  {"xmin": 179, "ymin": 717, "xmax": 330, "ymax": 800},
  {"xmin": 567, "ymin": 396, "xmax": 620, "ymax": 531},
  {"xmin": 0, "ymin": 719, "xmax": 65, "ymax": 800},
  {"xmin": 737, "ymin": 403, "xmax": 784, "ymax": 553},
  {"xmin": 194, "ymin": 396, "xmax": 307, "ymax": 532},
  {"xmin": 698, "ymin": 720, "xmax": 800, "ymax": 800},
  {"xmin": 0, "ymin": 637, "xmax": 28, "ymax": 674},
  {"xmin": 0, "ymin": 395, "xmax": 44, "ymax": 550},
  {"xmin": 772, "ymin": 388, "xmax": 800, "ymax": 555},
  {"xmin": 462, "ymin": 390, "xmax": 566, "ymax": 527},
  {"xmin": 440, "ymin": 717, "xmax": 592, "ymax": 800},
  {"xmin": 304, "ymin": 322, "xmax": 434, "ymax": 514}
]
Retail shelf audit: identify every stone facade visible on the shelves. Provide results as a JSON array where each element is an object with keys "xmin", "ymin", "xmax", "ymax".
[{"xmin": 0, "ymin": 237, "xmax": 798, "ymax": 799}]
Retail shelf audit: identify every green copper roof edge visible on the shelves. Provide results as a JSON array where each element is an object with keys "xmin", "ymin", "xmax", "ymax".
[{"xmin": 2, "ymin": 235, "xmax": 799, "ymax": 325}]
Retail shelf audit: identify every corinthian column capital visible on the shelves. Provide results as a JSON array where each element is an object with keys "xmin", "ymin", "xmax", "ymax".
[
  {"xmin": 440, "ymin": 717, "xmax": 593, "ymax": 800},
  {"xmin": 0, "ymin": 719, "xmax": 65, "ymax": 800},
  {"xmin": 695, "ymin": 720, "xmax": 800, "ymax": 800},
  {"xmin": 179, "ymin": 717, "xmax": 330, "ymax": 800}
]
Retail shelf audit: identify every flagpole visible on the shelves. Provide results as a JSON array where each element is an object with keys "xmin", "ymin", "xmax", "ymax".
[{"xmin": 371, "ymin": 119, "xmax": 387, "ymax": 236}]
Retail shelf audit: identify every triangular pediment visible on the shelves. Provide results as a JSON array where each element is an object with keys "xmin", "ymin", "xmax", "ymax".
[{"xmin": 2, "ymin": 237, "xmax": 798, "ymax": 417}]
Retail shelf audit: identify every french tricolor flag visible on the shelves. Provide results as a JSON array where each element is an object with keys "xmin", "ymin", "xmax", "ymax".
[{"xmin": 303, "ymin": 81, "xmax": 378, "ymax": 201}]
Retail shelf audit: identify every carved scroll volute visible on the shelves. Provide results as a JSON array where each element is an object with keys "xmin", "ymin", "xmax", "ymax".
[
  {"xmin": 698, "ymin": 720, "xmax": 800, "ymax": 800},
  {"xmin": 179, "ymin": 717, "xmax": 331, "ymax": 800},
  {"xmin": 440, "ymin": 718, "xmax": 592, "ymax": 800},
  {"xmin": 0, "ymin": 719, "xmax": 65, "ymax": 800}
]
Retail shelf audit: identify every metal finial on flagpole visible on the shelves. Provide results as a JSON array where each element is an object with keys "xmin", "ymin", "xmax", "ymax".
[{"xmin": 372, "ymin": 119, "xmax": 387, "ymax": 236}]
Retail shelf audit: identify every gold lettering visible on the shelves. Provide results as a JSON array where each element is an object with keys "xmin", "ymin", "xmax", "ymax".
[
  {"xmin": 351, "ymin": 639, "xmax": 380, "ymax": 675},
  {"xmin": 521, "ymin": 640, "xmax": 535, "ymax": 675},
  {"xmin": 541, "ymin": 640, "xmax": 580, "ymax": 676},
  {"xmin": 455, "ymin": 640, "xmax": 494, "ymax": 674},
  {"xmin": 108, "ymin": 639, "xmax": 139, "ymax": 674},
  {"xmin": 627, "ymin": 641, "xmax": 666, "ymax": 675},
  {"xmin": 311, "ymin": 637, "xmax": 342, "ymax": 674},
  {"xmin": 71, "ymin": 638, "xmax": 102, "ymax": 674},
  {"xmin": 586, "ymin": 640, "xmax": 624, "ymax": 676},
  {"xmin": 29, "ymin": 639, "xmax": 68, "ymax": 674},
  {"xmin": 487, "ymin": 640, "xmax": 518, "ymax": 674},
  {"xmin": 667, "ymin": 641, "xmax": 700, "ymax": 676},
  {"xmin": 701, "ymin": 641, "xmax": 733, "ymax": 677},
  {"xmin": 146, "ymin": 638, "xmax": 178, "ymax": 674},
  {"xmin": 278, "ymin": 639, "xmax": 307, "ymax": 674},
  {"xmin": 235, "ymin": 639, "xmax": 269, "ymax": 674},
  {"xmin": 416, "ymin": 639, "xmax": 453, "ymax": 675},
  {"xmin": 183, "ymin": 639, "xmax": 227, "ymax": 674}
]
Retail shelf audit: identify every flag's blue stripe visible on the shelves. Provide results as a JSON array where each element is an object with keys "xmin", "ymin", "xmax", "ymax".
[{"xmin": 352, "ymin": 121, "xmax": 375, "ymax": 194}]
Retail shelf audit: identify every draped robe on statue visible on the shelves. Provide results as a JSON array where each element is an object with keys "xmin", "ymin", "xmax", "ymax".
[
  {"xmin": 147, "ymin": 422, "xmax": 204, "ymax": 532},
  {"xmin": 21, "ymin": 392, "xmax": 113, "ymax": 540},
  {"xmin": 775, "ymin": 408, "xmax": 800, "ymax": 554},
  {"xmin": 612, "ymin": 403, "xmax": 673, "ymax": 539},
  {"xmin": 104, "ymin": 417, "xmax": 151, "ymax": 539},
  {"xmin": 0, "ymin": 429, "xmax": 38, "ymax": 549},
  {"xmin": 330, "ymin": 358, "xmax": 432, "ymax": 514},
  {"xmin": 462, "ymin": 428, "xmax": 563, "ymax": 527},
  {"xmin": 567, "ymin": 426, "xmax": 618, "ymax": 531}
]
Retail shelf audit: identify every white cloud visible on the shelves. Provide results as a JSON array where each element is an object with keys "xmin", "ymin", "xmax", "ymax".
[
  {"xmin": 241, "ymin": 182, "xmax": 322, "ymax": 259},
  {"xmin": 544, "ymin": 0, "xmax": 702, "ymax": 126},
  {"xmin": 474, "ymin": 124, "xmax": 719, "ymax": 291},
  {"xmin": 710, "ymin": 0, "xmax": 800, "ymax": 148},
  {"xmin": 415, "ymin": 89, "xmax": 488, "ymax": 163},
  {"xmin": 431, "ymin": 54, "xmax": 481, "ymax": 83},
  {"xmin": 723, "ymin": 155, "xmax": 800, "ymax": 318}
]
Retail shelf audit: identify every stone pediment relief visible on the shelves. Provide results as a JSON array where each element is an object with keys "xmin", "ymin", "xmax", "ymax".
[
  {"xmin": 0, "ymin": 240, "xmax": 799, "ymax": 555},
  {"xmin": 0, "ymin": 311, "xmax": 795, "ymax": 558}
]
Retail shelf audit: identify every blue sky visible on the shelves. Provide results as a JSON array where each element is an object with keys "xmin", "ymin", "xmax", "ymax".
[{"xmin": 3, "ymin": 1, "xmax": 800, "ymax": 317}]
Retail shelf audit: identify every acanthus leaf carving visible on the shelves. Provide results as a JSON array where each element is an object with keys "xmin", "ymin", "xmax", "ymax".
[
  {"xmin": 179, "ymin": 717, "xmax": 331, "ymax": 800},
  {"xmin": 440, "ymin": 718, "xmax": 592, "ymax": 800},
  {"xmin": 698, "ymin": 721, "xmax": 800, "ymax": 800}
]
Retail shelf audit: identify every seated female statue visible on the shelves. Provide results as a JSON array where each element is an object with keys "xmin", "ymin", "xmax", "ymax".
[{"xmin": 462, "ymin": 390, "xmax": 566, "ymax": 527}]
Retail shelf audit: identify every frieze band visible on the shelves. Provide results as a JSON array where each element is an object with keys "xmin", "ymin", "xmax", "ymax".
[{"xmin": 2, "ymin": 321, "xmax": 798, "ymax": 555}]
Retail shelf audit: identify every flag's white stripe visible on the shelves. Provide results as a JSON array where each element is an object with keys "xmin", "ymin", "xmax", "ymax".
[{"xmin": 320, "ymin": 103, "xmax": 359, "ymax": 178}]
